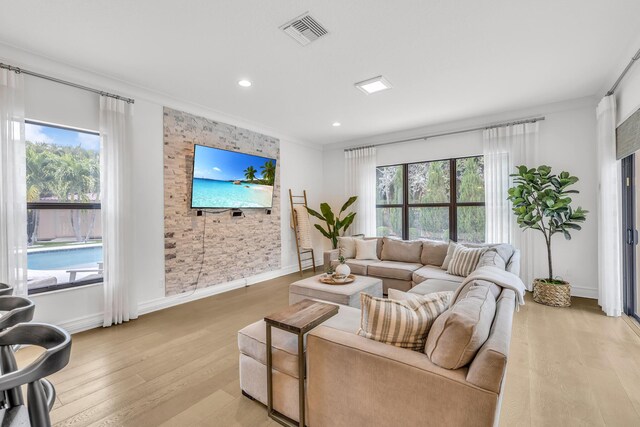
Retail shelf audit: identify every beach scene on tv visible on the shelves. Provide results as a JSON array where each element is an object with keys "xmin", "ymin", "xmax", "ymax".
[{"xmin": 191, "ymin": 145, "xmax": 276, "ymax": 208}]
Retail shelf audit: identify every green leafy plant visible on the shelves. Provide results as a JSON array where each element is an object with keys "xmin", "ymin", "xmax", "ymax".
[
  {"xmin": 338, "ymin": 255, "xmax": 346, "ymax": 264},
  {"xmin": 507, "ymin": 165, "xmax": 588, "ymax": 284},
  {"xmin": 306, "ymin": 197, "xmax": 357, "ymax": 249}
]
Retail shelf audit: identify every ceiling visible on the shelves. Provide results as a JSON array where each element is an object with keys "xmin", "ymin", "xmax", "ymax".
[{"xmin": 0, "ymin": 0, "xmax": 639, "ymax": 145}]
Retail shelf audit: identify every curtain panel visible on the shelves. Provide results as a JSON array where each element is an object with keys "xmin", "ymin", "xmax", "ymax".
[
  {"xmin": 596, "ymin": 96, "xmax": 622, "ymax": 317},
  {"xmin": 100, "ymin": 97, "xmax": 137, "ymax": 326},
  {"xmin": 345, "ymin": 146, "xmax": 377, "ymax": 237},
  {"xmin": 0, "ymin": 69, "xmax": 27, "ymax": 296},
  {"xmin": 483, "ymin": 122, "xmax": 538, "ymax": 288}
]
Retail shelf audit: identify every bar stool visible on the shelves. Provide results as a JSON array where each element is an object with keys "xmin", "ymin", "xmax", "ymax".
[
  {"xmin": 0, "ymin": 323, "xmax": 71, "ymax": 427},
  {"xmin": 0, "ymin": 296, "xmax": 36, "ymax": 413},
  {"xmin": 0, "ymin": 283, "xmax": 13, "ymax": 297}
]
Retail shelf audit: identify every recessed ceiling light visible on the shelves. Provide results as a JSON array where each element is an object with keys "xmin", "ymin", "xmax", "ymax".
[
  {"xmin": 332, "ymin": 122, "xmax": 341, "ymax": 127},
  {"xmin": 238, "ymin": 80, "xmax": 252, "ymax": 87},
  {"xmin": 355, "ymin": 76, "xmax": 392, "ymax": 94}
]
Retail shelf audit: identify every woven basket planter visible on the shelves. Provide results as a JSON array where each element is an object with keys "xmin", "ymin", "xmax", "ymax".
[{"xmin": 533, "ymin": 279, "xmax": 571, "ymax": 307}]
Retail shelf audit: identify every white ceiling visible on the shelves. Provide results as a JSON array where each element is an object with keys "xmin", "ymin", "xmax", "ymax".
[{"xmin": 0, "ymin": 0, "xmax": 639, "ymax": 145}]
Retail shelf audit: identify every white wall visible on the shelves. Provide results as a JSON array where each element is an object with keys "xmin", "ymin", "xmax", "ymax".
[
  {"xmin": 323, "ymin": 97, "xmax": 599, "ymax": 298},
  {"xmin": 1, "ymin": 44, "xmax": 324, "ymax": 330}
]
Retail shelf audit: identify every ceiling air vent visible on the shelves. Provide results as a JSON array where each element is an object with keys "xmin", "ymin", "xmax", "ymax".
[{"xmin": 280, "ymin": 13, "xmax": 328, "ymax": 46}]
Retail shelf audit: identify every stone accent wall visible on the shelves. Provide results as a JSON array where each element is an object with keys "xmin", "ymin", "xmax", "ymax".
[{"xmin": 163, "ymin": 107, "xmax": 281, "ymax": 295}]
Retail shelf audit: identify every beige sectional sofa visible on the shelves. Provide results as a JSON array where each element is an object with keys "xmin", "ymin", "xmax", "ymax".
[
  {"xmin": 238, "ymin": 237, "xmax": 520, "ymax": 426},
  {"xmin": 325, "ymin": 237, "xmax": 520, "ymax": 295},
  {"xmin": 238, "ymin": 280, "xmax": 517, "ymax": 426}
]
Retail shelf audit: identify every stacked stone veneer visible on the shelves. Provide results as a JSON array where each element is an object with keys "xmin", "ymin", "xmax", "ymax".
[{"xmin": 163, "ymin": 107, "xmax": 281, "ymax": 295}]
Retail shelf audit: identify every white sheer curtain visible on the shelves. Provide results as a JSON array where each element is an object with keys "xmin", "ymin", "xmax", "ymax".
[
  {"xmin": 0, "ymin": 69, "xmax": 27, "ymax": 297},
  {"xmin": 345, "ymin": 146, "xmax": 377, "ymax": 236},
  {"xmin": 483, "ymin": 122, "xmax": 538, "ymax": 288},
  {"xmin": 100, "ymin": 96, "xmax": 137, "ymax": 326},
  {"xmin": 596, "ymin": 96, "xmax": 622, "ymax": 317}
]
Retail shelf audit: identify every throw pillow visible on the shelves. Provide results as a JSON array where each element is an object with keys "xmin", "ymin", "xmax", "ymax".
[
  {"xmin": 447, "ymin": 245, "xmax": 487, "ymax": 277},
  {"xmin": 440, "ymin": 241, "xmax": 458, "ymax": 270},
  {"xmin": 337, "ymin": 236, "xmax": 363, "ymax": 259},
  {"xmin": 355, "ymin": 238, "xmax": 379, "ymax": 260},
  {"xmin": 358, "ymin": 291, "xmax": 452, "ymax": 351},
  {"xmin": 420, "ymin": 239, "xmax": 449, "ymax": 266},
  {"xmin": 381, "ymin": 237, "xmax": 423, "ymax": 263},
  {"xmin": 425, "ymin": 283, "xmax": 497, "ymax": 369},
  {"xmin": 476, "ymin": 249, "xmax": 507, "ymax": 270}
]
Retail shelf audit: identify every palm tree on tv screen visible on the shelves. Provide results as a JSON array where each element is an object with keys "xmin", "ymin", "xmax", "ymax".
[
  {"xmin": 261, "ymin": 160, "xmax": 275, "ymax": 185},
  {"xmin": 244, "ymin": 166, "xmax": 257, "ymax": 182}
]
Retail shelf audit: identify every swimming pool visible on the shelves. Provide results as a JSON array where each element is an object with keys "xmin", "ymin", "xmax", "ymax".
[{"xmin": 28, "ymin": 246, "xmax": 103, "ymax": 270}]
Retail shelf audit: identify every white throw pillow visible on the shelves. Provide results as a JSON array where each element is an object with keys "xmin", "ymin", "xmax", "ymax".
[
  {"xmin": 355, "ymin": 239, "xmax": 379, "ymax": 260},
  {"xmin": 337, "ymin": 236, "xmax": 363, "ymax": 259}
]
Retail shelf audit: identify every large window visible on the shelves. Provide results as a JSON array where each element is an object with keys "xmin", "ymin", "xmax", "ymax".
[
  {"xmin": 25, "ymin": 121, "xmax": 102, "ymax": 294},
  {"xmin": 376, "ymin": 156, "xmax": 485, "ymax": 243}
]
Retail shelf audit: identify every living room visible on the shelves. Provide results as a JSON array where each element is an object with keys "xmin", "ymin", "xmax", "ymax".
[{"xmin": 0, "ymin": 1, "xmax": 639, "ymax": 426}]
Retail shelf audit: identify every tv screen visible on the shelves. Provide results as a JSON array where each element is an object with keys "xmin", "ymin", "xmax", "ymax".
[{"xmin": 191, "ymin": 144, "xmax": 277, "ymax": 209}]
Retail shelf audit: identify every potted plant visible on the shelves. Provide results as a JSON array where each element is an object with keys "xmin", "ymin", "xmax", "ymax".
[
  {"xmin": 306, "ymin": 196, "xmax": 357, "ymax": 249},
  {"xmin": 507, "ymin": 165, "xmax": 588, "ymax": 307}
]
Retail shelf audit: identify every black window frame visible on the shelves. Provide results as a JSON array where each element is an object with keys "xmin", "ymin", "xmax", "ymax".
[
  {"xmin": 26, "ymin": 120, "xmax": 103, "ymax": 295},
  {"xmin": 376, "ymin": 155, "xmax": 485, "ymax": 242}
]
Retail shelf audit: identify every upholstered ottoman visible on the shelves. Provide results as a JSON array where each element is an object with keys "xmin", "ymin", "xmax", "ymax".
[
  {"xmin": 289, "ymin": 274, "xmax": 383, "ymax": 308},
  {"xmin": 238, "ymin": 304, "xmax": 361, "ymax": 423}
]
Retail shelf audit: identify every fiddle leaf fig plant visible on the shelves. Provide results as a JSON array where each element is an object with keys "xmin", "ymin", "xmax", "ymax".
[
  {"xmin": 507, "ymin": 165, "xmax": 588, "ymax": 284},
  {"xmin": 306, "ymin": 196, "xmax": 357, "ymax": 249}
]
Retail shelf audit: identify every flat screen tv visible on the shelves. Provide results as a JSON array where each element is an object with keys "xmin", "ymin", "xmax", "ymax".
[{"xmin": 190, "ymin": 144, "xmax": 277, "ymax": 209}]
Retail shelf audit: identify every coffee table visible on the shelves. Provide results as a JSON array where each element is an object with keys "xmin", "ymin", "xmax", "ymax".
[
  {"xmin": 289, "ymin": 274, "xmax": 383, "ymax": 308},
  {"xmin": 264, "ymin": 299, "xmax": 339, "ymax": 427}
]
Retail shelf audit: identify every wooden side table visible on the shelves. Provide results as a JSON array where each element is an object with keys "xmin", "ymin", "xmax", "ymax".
[{"xmin": 264, "ymin": 299, "xmax": 339, "ymax": 427}]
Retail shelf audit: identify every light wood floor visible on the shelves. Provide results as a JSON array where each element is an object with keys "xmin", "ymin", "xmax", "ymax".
[{"xmin": 15, "ymin": 271, "xmax": 640, "ymax": 426}]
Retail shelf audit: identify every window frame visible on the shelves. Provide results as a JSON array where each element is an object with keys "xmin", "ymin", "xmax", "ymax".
[
  {"xmin": 25, "ymin": 120, "xmax": 103, "ymax": 295},
  {"xmin": 376, "ymin": 155, "xmax": 485, "ymax": 242}
]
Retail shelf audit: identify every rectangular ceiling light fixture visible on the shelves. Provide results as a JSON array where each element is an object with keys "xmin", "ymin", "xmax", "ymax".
[{"xmin": 355, "ymin": 76, "xmax": 393, "ymax": 94}]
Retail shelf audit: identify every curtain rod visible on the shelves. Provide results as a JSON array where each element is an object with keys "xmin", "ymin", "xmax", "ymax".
[
  {"xmin": 0, "ymin": 62, "xmax": 135, "ymax": 104},
  {"xmin": 606, "ymin": 46, "xmax": 640, "ymax": 97},
  {"xmin": 344, "ymin": 116, "xmax": 545, "ymax": 152}
]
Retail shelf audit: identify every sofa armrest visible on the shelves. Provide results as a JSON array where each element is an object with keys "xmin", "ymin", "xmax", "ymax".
[
  {"xmin": 323, "ymin": 249, "xmax": 339, "ymax": 267},
  {"xmin": 307, "ymin": 326, "xmax": 499, "ymax": 427}
]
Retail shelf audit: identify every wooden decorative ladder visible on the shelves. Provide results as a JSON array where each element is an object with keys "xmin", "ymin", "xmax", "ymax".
[{"xmin": 289, "ymin": 189, "xmax": 316, "ymax": 276}]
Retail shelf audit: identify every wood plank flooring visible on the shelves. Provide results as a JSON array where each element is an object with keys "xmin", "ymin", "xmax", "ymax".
[{"xmin": 15, "ymin": 271, "xmax": 640, "ymax": 426}]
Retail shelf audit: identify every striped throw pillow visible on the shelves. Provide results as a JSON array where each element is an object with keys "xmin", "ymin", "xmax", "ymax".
[
  {"xmin": 358, "ymin": 292, "xmax": 453, "ymax": 351},
  {"xmin": 447, "ymin": 245, "xmax": 487, "ymax": 277}
]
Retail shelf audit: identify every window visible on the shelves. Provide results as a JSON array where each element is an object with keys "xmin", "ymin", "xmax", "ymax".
[
  {"xmin": 25, "ymin": 121, "xmax": 102, "ymax": 294},
  {"xmin": 376, "ymin": 156, "xmax": 485, "ymax": 243}
]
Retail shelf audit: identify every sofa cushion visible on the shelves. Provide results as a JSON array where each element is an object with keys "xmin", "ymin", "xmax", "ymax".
[
  {"xmin": 412, "ymin": 265, "xmax": 465, "ymax": 285},
  {"xmin": 355, "ymin": 239, "xmax": 380, "ymax": 260},
  {"xmin": 381, "ymin": 237, "xmax": 423, "ymax": 263},
  {"xmin": 476, "ymin": 249, "xmax": 506, "ymax": 270},
  {"xmin": 454, "ymin": 279, "xmax": 501, "ymax": 304},
  {"xmin": 441, "ymin": 242, "xmax": 515, "ymax": 270},
  {"xmin": 337, "ymin": 236, "xmax": 363, "ymax": 259},
  {"xmin": 420, "ymin": 239, "xmax": 449, "ymax": 266},
  {"xmin": 465, "ymin": 243, "xmax": 514, "ymax": 265},
  {"xmin": 358, "ymin": 292, "xmax": 452, "ymax": 351},
  {"xmin": 447, "ymin": 246, "xmax": 487, "ymax": 277},
  {"xmin": 425, "ymin": 283, "xmax": 497, "ymax": 369},
  {"xmin": 330, "ymin": 259, "xmax": 378, "ymax": 276},
  {"xmin": 368, "ymin": 261, "xmax": 422, "ymax": 281},
  {"xmin": 237, "ymin": 305, "xmax": 361, "ymax": 378},
  {"xmin": 409, "ymin": 279, "xmax": 462, "ymax": 296}
]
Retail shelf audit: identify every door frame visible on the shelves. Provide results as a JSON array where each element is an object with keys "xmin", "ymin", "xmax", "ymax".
[{"xmin": 622, "ymin": 154, "xmax": 639, "ymax": 320}]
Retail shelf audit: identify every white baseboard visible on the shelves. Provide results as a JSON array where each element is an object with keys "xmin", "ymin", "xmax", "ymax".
[
  {"xmin": 570, "ymin": 286, "xmax": 598, "ymax": 299},
  {"xmin": 137, "ymin": 258, "xmax": 323, "ymax": 316},
  {"xmin": 57, "ymin": 313, "xmax": 104, "ymax": 334}
]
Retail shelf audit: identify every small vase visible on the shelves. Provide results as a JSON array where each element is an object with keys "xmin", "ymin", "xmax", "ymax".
[{"xmin": 335, "ymin": 263, "xmax": 350, "ymax": 276}]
